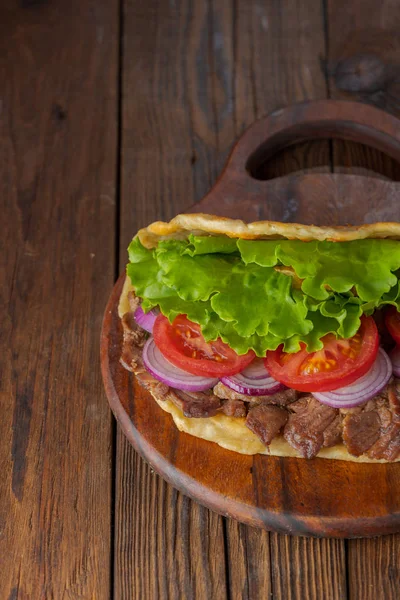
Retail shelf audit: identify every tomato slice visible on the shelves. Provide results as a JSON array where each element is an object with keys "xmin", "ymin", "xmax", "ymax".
[
  {"xmin": 264, "ymin": 316, "xmax": 379, "ymax": 392},
  {"xmin": 385, "ymin": 306, "xmax": 400, "ymax": 345},
  {"xmin": 153, "ymin": 314, "xmax": 255, "ymax": 377}
]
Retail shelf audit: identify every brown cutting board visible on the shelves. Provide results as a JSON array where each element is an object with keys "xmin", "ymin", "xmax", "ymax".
[{"xmin": 101, "ymin": 100, "xmax": 400, "ymax": 538}]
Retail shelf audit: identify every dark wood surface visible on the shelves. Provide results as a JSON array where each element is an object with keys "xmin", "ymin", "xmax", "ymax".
[
  {"xmin": 2, "ymin": 0, "xmax": 400, "ymax": 598},
  {"xmin": 0, "ymin": 1, "xmax": 117, "ymax": 598}
]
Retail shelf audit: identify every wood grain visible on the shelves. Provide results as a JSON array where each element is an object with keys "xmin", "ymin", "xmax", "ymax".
[
  {"xmin": 327, "ymin": 1, "xmax": 400, "ymax": 184},
  {"xmin": 115, "ymin": 441, "xmax": 227, "ymax": 599},
  {"xmin": 116, "ymin": 1, "xmax": 228, "ymax": 599},
  {"xmin": 0, "ymin": 1, "xmax": 117, "ymax": 598},
  {"xmin": 347, "ymin": 536, "xmax": 400, "ymax": 600},
  {"xmin": 224, "ymin": 521, "xmax": 272, "ymax": 599},
  {"xmin": 327, "ymin": 2, "xmax": 400, "ymax": 598},
  {"xmin": 269, "ymin": 535, "xmax": 346, "ymax": 600}
]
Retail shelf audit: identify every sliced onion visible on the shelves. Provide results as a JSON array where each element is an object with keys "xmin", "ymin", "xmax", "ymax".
[
  {"xmin": 134, "ymin": 305, "xmax": 157, "ymax": 333},
  {"xmin": 389, "ymin": 346, "xmax": 400, "ymax": 377},
  {"xmin": 313, "ymin": 348, "xmax": 392, "ymax": 409},
  {"xmin": 143, "ymin": 337, "xmax": 218, "ymax": 392},
  {"xmin": 220, "ymin": 358, "xmax": 285, "ymax": 396}
]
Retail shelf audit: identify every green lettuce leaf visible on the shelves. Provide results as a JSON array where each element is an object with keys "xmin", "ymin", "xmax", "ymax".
[
  {"xmin": 127, "ymin": 238, "xmax": 173, "ymax": 301},
  {"xmin": 126, "ymin": 236, "xmax": 400, "ymax": 357},
  {"xmin": 237, "ymin": 239, "xmax": 280, "ymax": 266},
  {"xmin": 186, "ymin": 234, "xmax": 239, "ymax": 256},
  {"xmin": 156, "ymin": 239, "xmax": 239, "ymax": 302},
  {"xmin": 201, "ymin": 313, "xmax": 282, "ymax": 356},
  {"xmin": 238, "ymin": 238, "xmax": 400, "ymax": 302},
  {"xmin": 210, "ymin": 262, "xmax": 312, "ymax": 338}
]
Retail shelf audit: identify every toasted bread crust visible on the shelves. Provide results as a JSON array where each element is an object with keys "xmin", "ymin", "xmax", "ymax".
[{"xmin": 137, "ymin": 213, "xmax": 400, "ymax": 248}]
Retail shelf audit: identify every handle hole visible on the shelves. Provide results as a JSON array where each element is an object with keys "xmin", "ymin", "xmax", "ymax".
[{"xmin": 247, "ymin": 139, "xmax": 400, "ymax": 181}]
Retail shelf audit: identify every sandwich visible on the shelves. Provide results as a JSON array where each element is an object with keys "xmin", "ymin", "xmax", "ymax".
[{"xmin": 118, "ymin": 213, "xmax": 400, "ymax": 462}]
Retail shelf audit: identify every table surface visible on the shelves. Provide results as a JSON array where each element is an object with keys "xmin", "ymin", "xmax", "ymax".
[{"xmin": 2, "ymin": 1, "xmax": 400, "ymax": 598}]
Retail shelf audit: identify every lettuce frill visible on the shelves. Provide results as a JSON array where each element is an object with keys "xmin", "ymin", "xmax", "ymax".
[{"xmin": 127, "ymin": 235, "xmax": 400, "ymax": 356}]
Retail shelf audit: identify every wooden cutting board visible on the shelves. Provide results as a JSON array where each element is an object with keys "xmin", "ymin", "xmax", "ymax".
[{"xmin": 101, "ymin": 100, "xmax": 400, "ymax": 538}]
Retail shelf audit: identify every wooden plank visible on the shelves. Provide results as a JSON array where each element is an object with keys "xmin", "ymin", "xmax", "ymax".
[
  {"xmin": 225, "ymin": 521, "xmax": 271, "ymax": 598},
  {"xmin": 327, "ymin": 0, "xmax": 400, "ymax": 178},
  {"xmin": 117, "ymin": 1, "xmax": 228, "ymax": 598},
  {"xmin": 270, "ymin": 536, "xmax": 346, "ymax": 600},
  {"xmin": 347, "ymin": 536, "xmax": 400, "ymax": 600},
  {"xmin": 327, "ymin": 2, "xmax": 400, "ymax": 598},
  {"xmin": 0, "ymin": 1, "xmax": 118, "ymax": 598},
  {"xmin": 115, "ymin": 441, "xmax": 227, "ymax": 599}
]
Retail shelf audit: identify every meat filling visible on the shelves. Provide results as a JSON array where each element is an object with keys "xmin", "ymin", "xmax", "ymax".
[
  {"xmin": 120, "ymin": 310, "xmax": 400, "ymax": 459},
  {"xmin": 341, "ymin": 383, "xmax": 400, "ymax": 460},
  {"xmin": 283, "ymin": 396, "xmax": 338, "ymax": 459},
  {"xmin": 246, "ymin": 405, "xmax": 288, "ymax": 446},
  {"xmin": 367, "ymin": 380, "xmax": 400, "ymax": 460},
  {"xmin": 323, "ymin": 415, "xmax": 342, "ymax": 448},
  {"xmin": 342, "ymin": 410, "xmax": 381, "ymax": 456},
  {"xmin": 213, "ymin": 382, "xmax": 298, "ymax": 406},
  {"xmin": 221, "ymin": 399, "xmax": 247, "ymax": 418},
  {"xmin": 121, "ymin": 312, "xmax": 147, "ymax": 348},
  {"xmin": 367, "ymin": 422, "xmax": 400, "ymax": 461},
  {"xmin": 168, "ymin": 390, "xmax": 221, "ymax": 418}
]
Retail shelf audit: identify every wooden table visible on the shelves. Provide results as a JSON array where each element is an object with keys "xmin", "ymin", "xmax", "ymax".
[{"xmin": 2, "ymin": 1, "xmax": 400, "ymax": 598}]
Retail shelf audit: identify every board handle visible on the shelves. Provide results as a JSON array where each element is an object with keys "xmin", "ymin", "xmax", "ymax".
[{"xmin": 193, "ymin": 100, "xmax": 400, "ymax": 223}]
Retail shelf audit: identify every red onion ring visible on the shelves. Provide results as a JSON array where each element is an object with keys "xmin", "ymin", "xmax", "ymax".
[
  {"xmin": 221, "ymin": 358, "xmax": 285, "ymax": 396},
  {"xmin": 134, "ymin": 305, "xmax": 157, "ymax": 333},
  {"xmin": 313, "ymin": 348, "xmax": 392, "ymax": 409},
  {"xmin": 389, "ymin": 346, "xmax": 400, "ymax": 377},
  {"xmin": 142, "ymin": 338, "xmax": 218, "ymax": 392}
]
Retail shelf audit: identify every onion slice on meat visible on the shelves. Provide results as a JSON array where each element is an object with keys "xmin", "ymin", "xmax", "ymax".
[
  {"xmin": 389, "ymin": 345, "xmax": 400, "ymax": 377},
  {"xmin": 220, "ymin": 358, "xmax": 285, "ymax": 396},
  {"xmin": 313, "ymin": 348, "xmax": 392, "ymax": 409},
  {"xmin": 143, "ymin": 337, "xmax": 218, "ymax": 392},
  {"xmin": 134, "ymin": 305, "xmax": 157, "ymax": 333}
]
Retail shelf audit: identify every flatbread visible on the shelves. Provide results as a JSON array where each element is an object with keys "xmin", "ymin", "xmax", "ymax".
[
  {"xmin": 137, "ymin": 213, "xmax": 400, "ymax": 248},
  {"xmin": 118, "ymin": 275, "xmax": 400, "ymax": 463}
]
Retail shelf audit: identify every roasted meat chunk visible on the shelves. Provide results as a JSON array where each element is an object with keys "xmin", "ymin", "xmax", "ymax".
[
  {"xmin": 284, "ymin": 396, "xmax": 338, "ymax": 459},
  {"xmin": 246, "ymin": 405, "xmax": 288, "ymax": 446}
]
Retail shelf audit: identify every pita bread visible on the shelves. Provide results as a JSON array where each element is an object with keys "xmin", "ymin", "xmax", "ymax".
[
  {"xmin": 138, "ymin": 212, "xmax": 400, "ymax": 248},
  {"xmin": 121, "ymin": 215, "xmax": 400, "ymax": 462}
]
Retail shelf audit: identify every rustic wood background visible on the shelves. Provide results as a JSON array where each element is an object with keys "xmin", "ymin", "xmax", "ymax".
[{"xmin": 2, "ymin": 0, "xmax": 400, "ymax": 598}]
